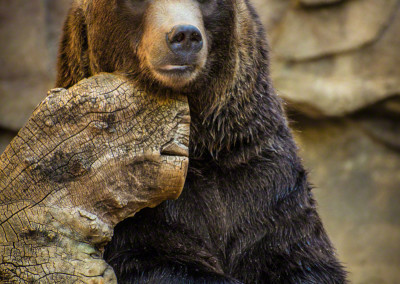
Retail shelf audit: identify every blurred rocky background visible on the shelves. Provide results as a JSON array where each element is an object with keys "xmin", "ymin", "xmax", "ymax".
[{"xmin": 0, "ymin": 0, "xmax": 399, "ymax": 283}]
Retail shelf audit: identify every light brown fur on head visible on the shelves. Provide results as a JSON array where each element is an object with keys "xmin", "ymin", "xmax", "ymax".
[
  {"xmin": 56, "ymin": 0, "xmax": 210, "ymax": 90},
  {"xmin": 138, "ymin": 0, "xmax": 208, "ymax": 89}
]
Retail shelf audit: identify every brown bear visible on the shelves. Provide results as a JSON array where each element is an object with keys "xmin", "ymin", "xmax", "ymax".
[{"xmin": 56, "ymin": 0, "xmax": 347, "ymax": 283}]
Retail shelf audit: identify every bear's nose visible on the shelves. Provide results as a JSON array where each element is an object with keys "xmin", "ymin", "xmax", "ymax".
[{"xmin": 166, "ymin": 25, "xmax": 203, "ymax": 56}]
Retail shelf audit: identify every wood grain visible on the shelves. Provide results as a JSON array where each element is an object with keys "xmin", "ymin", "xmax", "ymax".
[{"xmin": 0, "ymin": 73, "xmax": 190, "ymax": 283}]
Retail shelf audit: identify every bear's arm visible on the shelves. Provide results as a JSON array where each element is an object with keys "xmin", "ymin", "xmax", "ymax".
[
  {"xmin": 234, "ymin": 229, "xmax": 346, "ymax": 284},
  {"xmin": 229, "ymin": 188, "xmax": 347, "ymax": 284},
  {"xmin": 104, "ymin": 210, "xmax": 244, "ymax": 284},
  {"xmin": 107, "ymin": 254, "xmax": 242, "ymax": 284}
]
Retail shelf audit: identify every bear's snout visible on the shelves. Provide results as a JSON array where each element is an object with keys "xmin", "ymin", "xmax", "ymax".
[
  {"xmin": 138, "ymin": 0, "xmax": 208, "ymax": 89},
  {"xmin": 167, "ymin": 25, "xmax": 203, "ymax": 57}
]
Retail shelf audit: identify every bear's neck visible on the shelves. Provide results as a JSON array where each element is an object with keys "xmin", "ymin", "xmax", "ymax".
[
  {"xmin": 189, "ymin": 7, "xmax": 294, "ymax": 168},
  {"xmin": 188, "ymin": 51, "xmax": 290, "ymax": 168}
]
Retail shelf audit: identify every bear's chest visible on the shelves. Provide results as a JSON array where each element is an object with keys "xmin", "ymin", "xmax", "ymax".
[{"xmin": 167, "ymin": 163, "xmax": 270, "ymax": 263}]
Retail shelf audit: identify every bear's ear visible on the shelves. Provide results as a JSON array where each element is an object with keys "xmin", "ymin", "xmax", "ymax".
[{"xmin": 55, "ymin": 4, "xmax": 90, "ymax": 88}]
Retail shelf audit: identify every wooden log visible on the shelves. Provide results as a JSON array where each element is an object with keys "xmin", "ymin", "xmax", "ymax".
[{"xmin": 0, "ymin": 73, "xmax": 190, "ymax": 283}]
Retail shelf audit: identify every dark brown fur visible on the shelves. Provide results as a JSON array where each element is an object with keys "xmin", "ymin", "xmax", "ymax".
[{"xmin": 56, "ymin": 0, "xmax": 347, "ymax": 283}]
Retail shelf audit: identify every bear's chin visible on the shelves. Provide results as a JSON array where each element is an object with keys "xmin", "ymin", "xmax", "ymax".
[{"xmin": 150, "ymin": 66, "xmax": 201, "ymax": 90}]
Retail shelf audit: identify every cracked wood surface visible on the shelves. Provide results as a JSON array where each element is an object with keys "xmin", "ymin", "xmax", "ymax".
[{"xmin": 0, "ymin": 73, "xmax": 190, "ymax": 283}]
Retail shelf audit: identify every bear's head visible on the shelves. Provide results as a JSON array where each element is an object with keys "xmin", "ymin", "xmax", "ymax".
[
  {"xmin": 57, "ymin": 0, "xmax": 278, "ymax": 163},
  {"xmin": 57, "ymin": 0, "xmax": 264, "ymax": 91}
]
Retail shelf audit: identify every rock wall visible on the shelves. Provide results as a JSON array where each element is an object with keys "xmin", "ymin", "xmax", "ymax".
[
  {"xmin": 251, "ymin": 1, "xmax": 400, "ymax": 283},
  {"xmin": 0, "ymin": 0, "xmax": 71, "ymax": 132},
  {"xmin": 1, "ymin": 0, "xmax": 399, "ymax": 283}
]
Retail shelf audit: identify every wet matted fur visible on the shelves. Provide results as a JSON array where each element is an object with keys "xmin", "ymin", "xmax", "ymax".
[{"xmin": 56, "ymin": 0, "xmax": 347, "ymax": 283}]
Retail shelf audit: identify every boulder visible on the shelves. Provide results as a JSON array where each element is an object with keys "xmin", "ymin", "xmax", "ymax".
[
  {"xmin": 251, "ymin": 0, "xmax": 400, "ymax": 116},
  {"xmin": 272, "ymin": 0, "xmax": 398, "ymax": 61},
  {"xmin": 293, "ymin": 116, "xmax": 400, "ymax": 284},
  {"xmin": 271, "ymin": 7, "xmax": 400, "ymax": 116}
]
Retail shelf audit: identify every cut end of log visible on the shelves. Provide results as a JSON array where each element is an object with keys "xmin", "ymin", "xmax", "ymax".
[{"xmin": 0, "ymin": 73, "xmax": 190, "ymax": 283}]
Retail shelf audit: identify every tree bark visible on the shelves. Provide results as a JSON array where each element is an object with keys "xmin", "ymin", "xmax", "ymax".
[{"xmin": 0, "ymin": 73, "xmax": 190, "ymax": 283}]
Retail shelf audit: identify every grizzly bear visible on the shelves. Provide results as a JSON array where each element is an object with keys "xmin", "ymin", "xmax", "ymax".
[{"xmin": 56, "ymin": 0, "xmax": 347, "ymax": 283}]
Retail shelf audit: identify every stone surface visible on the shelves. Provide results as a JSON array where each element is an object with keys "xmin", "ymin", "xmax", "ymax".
[
  {"xmin": 252, "ymin": 0, "xmax": 400, "ymax": 116},
  {"xmin": 299, "ymin": 0, "xmax": 344, "ymax": 6},
  {"xmin": 252, "ymin": 0, "xmax": 290, "ymax": 36},
  {"xmin": 292, "ymin": 115, "xmax": 400, "ymax": 284},
  {"xmin": 355, "ymin": 97, "xmax": 400, "ymax": 151},
  {"xmin": 272, "ymin": 0, "xmax": 398, "ymax": 61},
  {"xmin": 0, "ymin": 0, "xmax": 70, "ymax": 131},
  {"xmin": 271, "ymin": 6, "xmax": 400, "ymax": 116}
]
